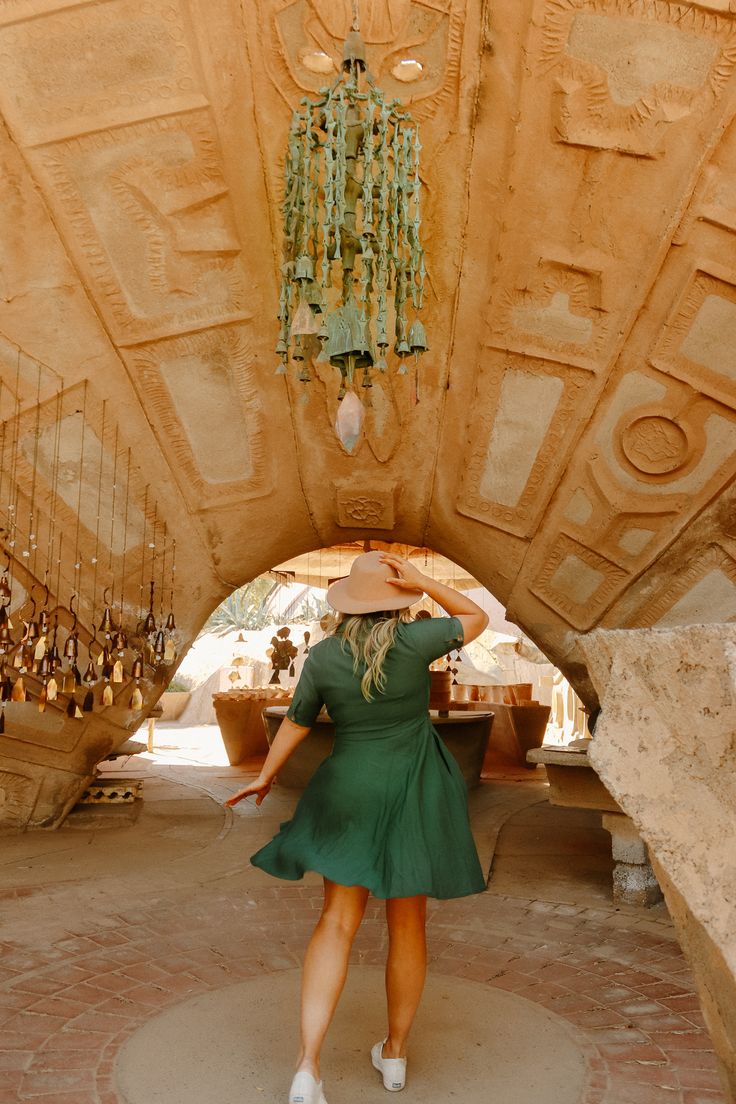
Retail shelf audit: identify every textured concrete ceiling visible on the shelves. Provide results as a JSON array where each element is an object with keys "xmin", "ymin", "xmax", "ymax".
[{"xmin": 1, "ymin": 0, "xmax": 736, "ymax": 715}]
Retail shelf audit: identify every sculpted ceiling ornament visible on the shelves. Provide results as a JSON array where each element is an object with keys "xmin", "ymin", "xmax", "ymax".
[
  {"xmin": 270, "ymin": 0, "xmax": 462, "ymax": 109},
  {"xmin": 541, "ymin": 0, "xmax": 736, "ymax": 157}
]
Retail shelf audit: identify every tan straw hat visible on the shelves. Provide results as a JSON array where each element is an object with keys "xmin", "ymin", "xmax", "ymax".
[{"xmin": 326, "ymin": 551, "xmax": 423, "ymax": 614}]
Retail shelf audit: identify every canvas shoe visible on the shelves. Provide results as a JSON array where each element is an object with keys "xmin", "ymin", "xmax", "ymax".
[
  {"xmin": 371, "ymin": 1039, "xmax": 407, "ymax": 1092},
  {"xmin": 288, "ymin": 1070, "xmax": 327, "ymax": 1104}
]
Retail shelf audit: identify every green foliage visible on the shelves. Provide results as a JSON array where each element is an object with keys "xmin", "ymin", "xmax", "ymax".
[
  {"xmin": 201, "ymin": 576, "xmax": 329, "ymax": 637},
  {"xmin": 165, "ymin": 676, "xmax": 192, "ymax": 693},
  {"xmin": 202, "ymin": 577, "xmax": 278, "ymax": 636},
  {"xmin": 291, "ymin": 595, "xmax": 330, "ymax": 624}
]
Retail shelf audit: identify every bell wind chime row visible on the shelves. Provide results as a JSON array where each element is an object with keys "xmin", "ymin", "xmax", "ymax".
[
  {"xmin": 0, "ymin": 367, "xmax": 181, "ymax": 732},
  {"xmin": 276, "ymin": 25, "xmax": 428, "ymax": 450}
]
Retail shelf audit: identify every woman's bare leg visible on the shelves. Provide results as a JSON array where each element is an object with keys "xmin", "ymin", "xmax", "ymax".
[
  {"xmin": 296, "ymin": 879, "xmax": 369, "ymax": 1080},
  {"xmin": 383, "ymin": 895, "xmax": 427, "ymax": 1058}
]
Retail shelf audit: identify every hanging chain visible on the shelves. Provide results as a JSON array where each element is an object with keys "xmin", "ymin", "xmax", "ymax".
[{"xmin": 351, "ymin": 0, "xmax": 360, "ymax": 32}]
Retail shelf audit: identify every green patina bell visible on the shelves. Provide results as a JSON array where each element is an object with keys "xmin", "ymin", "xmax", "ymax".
[
  {"xmin": 295, "ymin": 255, "xmax": 314, "ymax": 282},
  {"xmin": 323, "ymin": 304, "xmax": 373, "ymax": 373},
  {"xmin": 409, "ymin": 319, "xmax": 428, "ymax": 354}
]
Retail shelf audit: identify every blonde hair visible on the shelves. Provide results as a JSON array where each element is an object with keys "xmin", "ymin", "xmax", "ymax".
[{"xmin": 325, "ymin": 610, "xmax": 412, "ymax": 701}]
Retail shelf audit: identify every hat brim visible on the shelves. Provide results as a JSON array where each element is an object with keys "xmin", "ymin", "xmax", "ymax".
[{"xmin": 326, "ymin": 576, "xmax": 423, "ymax": 615}]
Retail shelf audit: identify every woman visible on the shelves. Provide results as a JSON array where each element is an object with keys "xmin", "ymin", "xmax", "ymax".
[{"xmin": 226, "ymin": 551, "xmax": 489, "ymax": 1103}]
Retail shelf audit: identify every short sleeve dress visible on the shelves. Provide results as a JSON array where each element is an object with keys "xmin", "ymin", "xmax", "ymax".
[{"xmin": 249, "ymin": 616, "xmax": 486, "ymax": 900}]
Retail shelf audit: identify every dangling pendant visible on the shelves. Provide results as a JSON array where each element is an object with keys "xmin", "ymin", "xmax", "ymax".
[
  {"xmin": 131, "ymin": 685, "xmax": 143, "ymax": 711},
  {"xmin": 47, "ymin": 677, "xmax": 58, "ymax": 702},
  {"xmin": 112, "ymin": 659, "xmax": 124, "ymax": 684},
  {"xmin": 102, "ymin": 683, "xmax": 114, "ymax": 707},
  {"xmin": 11, "ymin": 677, "xmax": 26, "ymax": 702}
]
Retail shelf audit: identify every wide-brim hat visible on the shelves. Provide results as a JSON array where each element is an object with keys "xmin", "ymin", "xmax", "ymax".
[{"xmin": 326, "ymin": 550, "xmax": 424, "ymax": 614}]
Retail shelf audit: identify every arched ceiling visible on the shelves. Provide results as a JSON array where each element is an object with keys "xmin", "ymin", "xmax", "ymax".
[{"xmin": 2, "ymin": 0, "xmax": 736, "ymax": 716}]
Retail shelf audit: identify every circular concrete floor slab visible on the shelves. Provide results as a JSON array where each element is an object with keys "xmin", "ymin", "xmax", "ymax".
[{"xmin": 115, "ymin": 966, "xmax": 588, "ymax": 1103}]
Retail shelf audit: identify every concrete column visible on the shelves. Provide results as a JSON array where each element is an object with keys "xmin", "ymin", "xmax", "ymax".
[
  {"xmin": 580, "ymin": 625, "xmax": 736, "ymax": 1103},
  {"xmin": 601, "ymin": 811, "xmax": 662, "ymax": 908}
]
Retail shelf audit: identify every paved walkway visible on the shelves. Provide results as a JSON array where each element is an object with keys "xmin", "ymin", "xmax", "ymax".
[{"xmin": 0, "ymin": 724, "xmax": 727, "ymax": 1104}]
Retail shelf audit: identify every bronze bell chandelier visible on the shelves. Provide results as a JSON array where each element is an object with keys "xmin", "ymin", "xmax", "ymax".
[{"xmin": 276, "ymin": 15, "xmax": 428, "ymax": 421}]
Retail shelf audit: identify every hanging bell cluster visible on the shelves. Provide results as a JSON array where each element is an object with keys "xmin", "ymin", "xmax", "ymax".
[{"xmin": 276, "ymin": 29, "xmax": 428, "ymax": 413}]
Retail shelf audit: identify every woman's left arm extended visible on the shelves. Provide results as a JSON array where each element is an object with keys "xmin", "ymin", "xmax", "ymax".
[{"xmin": 225, "ymin": 716, "xmax": 312, "ymax": 807}]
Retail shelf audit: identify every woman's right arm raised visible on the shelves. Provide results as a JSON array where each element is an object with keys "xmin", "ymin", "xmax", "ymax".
[{"xmin": 379, "ymin": 553, "xmax": 489, "ymax": 644}]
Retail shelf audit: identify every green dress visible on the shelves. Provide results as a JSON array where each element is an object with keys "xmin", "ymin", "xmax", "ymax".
[{"xmin": 250, "ymin": 616, "xmax": 486, "ymax": 900}]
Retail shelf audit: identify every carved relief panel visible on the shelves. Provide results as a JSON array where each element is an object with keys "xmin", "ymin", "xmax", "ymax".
[
  {"xmin": 457, "ymin": 352, "xmax": 594, "ymax": 538},
  {"xmin": 0, "ymin": 0, "xmax": 207, "ymax": 145},
  {"xmin": 652, "ymin": 262, "xmax": 736, "ymax": 410},
  {"xmin": 123, "ymin": 326, "xmax": 273, "ymax": 512},
  {"xmin": 28, "ymin": 111, "xmax": 248, "ymax": 344},
  {"xmin": 510, "ymin": 367, "xmax": 736, "ymax": 630},
  {"xmin": 541, "ymin": 0, "xmax": 736, "ymax": 159},
  {"xmin": 265, "ymin": 0, "xmax": 466, "ymax": 115}
]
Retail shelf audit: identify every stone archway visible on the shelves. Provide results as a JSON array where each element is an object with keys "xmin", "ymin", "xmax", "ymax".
[{"xmin": 1, "ymin": 0, "xmax": 736, "ymax": 1095}]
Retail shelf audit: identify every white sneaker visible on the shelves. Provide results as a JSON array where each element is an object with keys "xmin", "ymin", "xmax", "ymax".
[
  {"xmin": 371, "ymin": 1039, "xmax": 407, "ymax": 1092},
  {"xmin": 288, "ymin": 1070, "xmax": 327, "ymax": 1104}
]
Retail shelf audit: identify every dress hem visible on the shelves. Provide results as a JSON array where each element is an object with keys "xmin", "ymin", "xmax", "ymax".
[{"xmin": 249, "ymin": 855, "xmax": 487, "ymax": 901}]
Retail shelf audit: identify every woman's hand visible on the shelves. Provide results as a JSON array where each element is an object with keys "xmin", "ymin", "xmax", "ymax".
[
  {"xmin": 225, "ymin": 776, "xmax": 273, "ymax": 808},
  {"xmin": 380, "ymin": 553, "xmax": 426, "ymax": 592}
]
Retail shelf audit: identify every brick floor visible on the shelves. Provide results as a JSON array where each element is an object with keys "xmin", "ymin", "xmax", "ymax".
[{"xmin": 0, "ymin": 881, "xmax": 727, "ymax": 1102}]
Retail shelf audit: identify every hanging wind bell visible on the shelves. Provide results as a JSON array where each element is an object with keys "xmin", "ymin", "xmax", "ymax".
[{"xmin": 276, "ymin": 9, "xmax": 428, "ymax": 444}]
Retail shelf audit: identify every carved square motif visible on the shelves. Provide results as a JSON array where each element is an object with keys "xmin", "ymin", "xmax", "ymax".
[
  {"xmin": 493, "ymin": 258, "xmax": 609, "ymax": 368},
  {"xmin": 530, "ymin": 533, "xmax": 629, "ymax": 630},
  {"xmin": 336, "ymin": 484, "xmax": 395, "ymax": 530},
  {"xmin": 0, "ymin": 0, "xmax": 207, "ymax": 145},
  {"xmin": 651, "ymin": 265, "xmax": 736, "ymax": 410},
  {"xmin": 122, "ymin": 325, "xmax": 273, "ymax": 512},
  {"xmin": 30, "ymin": 111, "xmax": 248, "ymax": 344},
  {"xmin": 628, "ymin": 545, "xmax": 736, "ymax": 628},
  {"xmin": 457, "ymin": 354, "xmax": 592, "ymax": 538}
]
